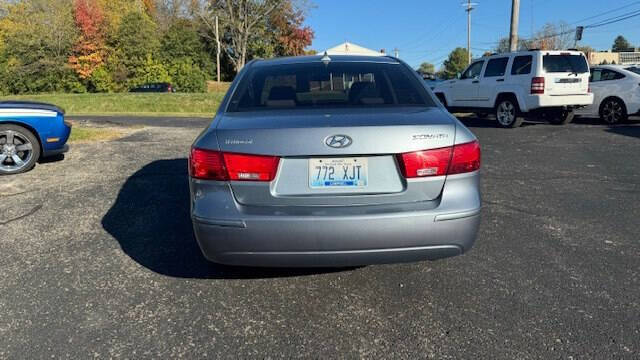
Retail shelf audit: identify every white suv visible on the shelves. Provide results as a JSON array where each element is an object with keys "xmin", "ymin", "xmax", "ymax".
[{"xmin": 434, "ymin": 50, "xmax": 594, "ymax": 128}]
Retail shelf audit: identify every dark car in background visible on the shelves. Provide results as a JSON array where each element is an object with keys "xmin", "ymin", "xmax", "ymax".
[{"xmin": 130, "ymin": 83, "xmax": 175, "ymax": 93}]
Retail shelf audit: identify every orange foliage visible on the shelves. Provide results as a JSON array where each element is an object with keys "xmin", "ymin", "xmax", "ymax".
[{"xmin": 69, "ymin": 0, "xmax": 106, "ymax": 79}]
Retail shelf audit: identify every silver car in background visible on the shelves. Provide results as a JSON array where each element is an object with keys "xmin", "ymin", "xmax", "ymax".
[{"xmin": 189, "ymin": 55, "xmax": 481, "ymax": 267}]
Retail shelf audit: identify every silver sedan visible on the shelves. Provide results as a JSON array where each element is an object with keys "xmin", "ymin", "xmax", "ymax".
[{"xmin": 189, "ymin": 55, "xmax": 481, "ymax": 267}]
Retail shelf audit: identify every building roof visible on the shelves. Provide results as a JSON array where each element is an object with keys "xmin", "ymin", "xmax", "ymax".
[{"xmin": 325, "ymin": 42, "xmax": 384, "ymax": 56}]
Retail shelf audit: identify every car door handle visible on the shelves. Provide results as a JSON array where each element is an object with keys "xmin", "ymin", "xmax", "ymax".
[
  {"xmin": 496, "ymin": 79, "xmax": 505, "ymax": 82},
  {"xmin": 472, "ymin": 80, "xmax": 479, "ymax": 84}
]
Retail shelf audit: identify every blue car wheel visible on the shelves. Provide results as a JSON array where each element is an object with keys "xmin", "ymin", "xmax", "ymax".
[{"xmin": 0, "ymin": 124, "xmax": 41, "ymax": 175}]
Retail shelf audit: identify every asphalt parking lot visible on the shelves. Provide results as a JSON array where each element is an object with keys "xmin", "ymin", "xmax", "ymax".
[{"xmin": 1, "ymin": 116, "xmax": 639, "ymax": 358}]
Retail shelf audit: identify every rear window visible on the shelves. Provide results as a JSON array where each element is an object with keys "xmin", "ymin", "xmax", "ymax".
[
  {"xmin": 543, "ymin": 54, "xmax": 589, "ymax": 73},
  {"xmin": 228, "ymin": 62, "xmax": 434, "ymax": 112},
  {"xmin": 625, "ymin": 66, "xmax": 640, "ymax": 75},
  {"xmin": 511, "ymin": 55, "xmax": 532, "ymax": 75}
]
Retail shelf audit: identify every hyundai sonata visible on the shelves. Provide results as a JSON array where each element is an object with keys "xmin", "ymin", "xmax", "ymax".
[{"xmin": 189, "ymin": 54, "xmax": 481, "ymax": 267}]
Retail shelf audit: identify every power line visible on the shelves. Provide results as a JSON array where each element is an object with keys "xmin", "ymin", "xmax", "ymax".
[
  {"xmin": 569, "ymin": 0, "xmax": 640, "ymax": 25},
  {"xmin": 585, "ymin": 9, "xmax": 640, "ymax": 28}
]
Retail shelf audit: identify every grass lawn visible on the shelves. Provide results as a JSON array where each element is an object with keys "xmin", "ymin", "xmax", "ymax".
[
  {"xmin": 68, "ymin": 125, "xmax": 128, "ymax": 142},
  {"xmin": 0, "ymin": 92, "xmax": 228, "ymax": 117}
]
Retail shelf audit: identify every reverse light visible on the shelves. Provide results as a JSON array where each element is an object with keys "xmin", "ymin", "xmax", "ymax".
[
  {"xmin": 189, "ymin": 148, "xmax": 280, "ymax": 181},
  {"xmin": 531, "ymin": 77, "xmax": 545, "ymax": 94},
  {"xmin": 397, "ymin": 140, "xmax": 481, "ymax": 178}
]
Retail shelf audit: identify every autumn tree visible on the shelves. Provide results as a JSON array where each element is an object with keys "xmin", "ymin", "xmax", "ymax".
[
  {"xmin": 269, "ymin": 1, "xmax": 313, "ymax": 56},
  {"xmin": 69, "ymin": 0, "xmax": 106, "ymax": 80}
]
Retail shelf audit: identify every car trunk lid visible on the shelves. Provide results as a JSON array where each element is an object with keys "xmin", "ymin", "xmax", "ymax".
[{"xmin": 215, "ymin": 107, "xmax": 457, "ymax": 207}]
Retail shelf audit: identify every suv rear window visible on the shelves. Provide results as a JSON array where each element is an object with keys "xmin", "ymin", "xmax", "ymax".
[
  {"xmin": 543, "ymin": 54, "xmax": 589, "ymax": 73},
  {"xmin": 228, "ymin": 62, "xmax": 434, "ymax": 112},
  {"xmin": 511, "ymin": 55, "xmax": 532, "ymax": 75}
]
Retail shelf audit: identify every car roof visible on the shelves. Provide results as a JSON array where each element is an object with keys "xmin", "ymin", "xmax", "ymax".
[
  {"xmin": 250, "ymin": 55, "xmax": 400, "ymax": 67},
  {"xmin": 480, "ymin": 49, "xmax": 585, "ymax": 60},
  {"xmin": 0, "ymin": 101, "xmax": 64, "ymax": 114}
]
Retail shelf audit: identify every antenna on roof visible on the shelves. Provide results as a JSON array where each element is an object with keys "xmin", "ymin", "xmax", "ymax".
[{"xmin": 321, "ymin": 51, "xmax": 331, "ymax": 66}]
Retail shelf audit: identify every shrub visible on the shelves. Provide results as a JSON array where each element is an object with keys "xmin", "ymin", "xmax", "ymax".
[
  {"xmin": 128, "ymin": 55, "xmax": 171, "ymax": 89},
  {"xmin": 168, "ymin": 59, "xmax": 207, "ymax": 93}
]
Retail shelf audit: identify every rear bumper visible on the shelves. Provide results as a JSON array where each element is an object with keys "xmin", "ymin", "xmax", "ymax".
[
  {"xmin": 191, "ymin": 172, "xmax": 481, "ymax": 267},
  {"xmin": 522, "ymin": 93, "xmax": 593, "ymax": 112}
]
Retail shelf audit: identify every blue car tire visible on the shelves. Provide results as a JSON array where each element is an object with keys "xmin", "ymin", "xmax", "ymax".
[{"xmin": 0, "ymin": 124, "xmax": 41, "ymax": 175}]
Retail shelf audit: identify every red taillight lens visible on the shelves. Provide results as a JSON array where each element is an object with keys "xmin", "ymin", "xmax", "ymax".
[
  {"xmin": 397, "ymin": 140, "xmax": 481, "ymax": 178},
  {"xmin": 397, "ymin": 147, "xmax": 452, "ymax": 178},
  {"xmin": 223, "ymin": 152, "xmax": 280, "ymax": 181},
  {"xmin": 531, "ymin": 77, "xmax": 545, "ymax": 94},
  {"xmin": 448, "ymin": 140, "xmax": 481, "ymax": 175},
  {"xmin": 189, "ymin": 148, "xmax": 280, "ymax": 181},
  {"xmin": 190, "ymin": 148, "xmax": 228, "ymax": 180}
]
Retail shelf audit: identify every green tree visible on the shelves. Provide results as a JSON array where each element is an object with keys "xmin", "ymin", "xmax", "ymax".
[
  {"xmin": 443, "ymin": 47, "xmax": 469, "ymax": 79},
  {"xmin": 114, "ymin": 12, "xmax": 159, "ymax": 65},
  {"xmin": 0, "ymin": 0, "xmax": 82, "ymax": 93},
  {"xmin": 418, "ymin": 62, "xmax": 435, "ymax": 74},
  {"xmin": 612, "ymin": 35, "xmax": 631, "ymax": 52}
]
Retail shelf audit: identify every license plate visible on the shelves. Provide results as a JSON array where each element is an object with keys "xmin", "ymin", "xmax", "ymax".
[{"xmin": 309, "ymin": 158, "xmax": 368, "ymax": 188}]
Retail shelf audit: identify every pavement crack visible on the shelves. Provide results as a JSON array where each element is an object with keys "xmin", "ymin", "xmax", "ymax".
[{"xmin": 0, "ymin": 204, "xmax": 43, "ymax": 226}]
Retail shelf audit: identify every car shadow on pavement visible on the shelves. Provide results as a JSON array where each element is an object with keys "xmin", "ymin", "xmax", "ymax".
[
  {"xmin": 605, "ymin": 124, "xmax": 640, "ymax": 139},
  {"xmin": 102, "ymin": 159, "xmax": 351, "ymax": 279}
]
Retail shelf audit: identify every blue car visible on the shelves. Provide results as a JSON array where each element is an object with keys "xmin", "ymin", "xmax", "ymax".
[{"xmin": 0, "ymin": 101, "xmax": 71, "ymax": 175}]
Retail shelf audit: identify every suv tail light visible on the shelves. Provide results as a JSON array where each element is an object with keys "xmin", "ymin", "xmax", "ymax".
[
  {"xmin": 397, "ymin": 140, "xmax": 480, "ymax": 178},
  {"xmin": 189, "ymin": 148, "xmax": 280, "ymax": 181},
  {"xmin": 531, "ymin": 77, "xmax": 545, "ymax": 94}
]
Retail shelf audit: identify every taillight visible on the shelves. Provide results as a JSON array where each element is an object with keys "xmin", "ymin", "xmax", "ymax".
[
  {"xmin": 190, "ymin": 148, "xmax": 227, "ymax": 180},
  {"xmin": 448, "ymin": 140, "xmax": 481, "ymax": 175},
  {"xmin": 396, "ymin": 140, "xmax": 480, "ymax": 178},
  {"xmin": 531, "ymin": 77, "xmax": 545, "ymax": 94},
  {"xmin": 189, "ymin": 148, "xmax": 280, "ymax": 181},
  {"xmin": 223, "ymin": 152, "xmax": 280, "ymax": 181},
  {"xmin": 397, "ymin": 147, "xmax": 452, "ymax": 178}
]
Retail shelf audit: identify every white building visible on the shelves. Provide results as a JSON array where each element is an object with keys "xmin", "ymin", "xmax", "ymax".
[{"xmin": 325, "ymin": 42, "xmax": 385, "ymax": 56}]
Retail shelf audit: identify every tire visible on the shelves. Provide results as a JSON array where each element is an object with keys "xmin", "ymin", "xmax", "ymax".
[
  {"xmin": 495, "ymin": 97, "xmax": 524, "ymax": 128},
  {"xmin": 548, "ymin": 109, "xmax": 575, "ymax": 125},
  {"xmin": 0, "ymin": 124, "xmax": 41, "ymax": 175},
  {"xmin": 599, "ymin": 98, "xmax": 628, "ymax": 125}
]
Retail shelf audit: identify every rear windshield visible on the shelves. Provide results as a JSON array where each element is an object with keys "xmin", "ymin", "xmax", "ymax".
[
  {"xmin": 228, "ymin": 62, "xmax": 435, "ymax": 112},
  {"xmin": 625, "ymin": 66, "xmax": 640, "ymax": 75},
  {"xmin": 543, "ymin": 54, "xmax": 589, "ymax": 73}
]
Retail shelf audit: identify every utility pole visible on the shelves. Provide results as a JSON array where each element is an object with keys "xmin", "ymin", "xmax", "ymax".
[
  {"xmin": 509, "ymin": 0, "xmax": 520, "ymax": 52},
  {"xmin": 464, "ymin": 0, "xmax": 476, "ymax": 64},
  {"xmin": 215, "ymin": 15, "xmax": 221, "ymax": 83}
]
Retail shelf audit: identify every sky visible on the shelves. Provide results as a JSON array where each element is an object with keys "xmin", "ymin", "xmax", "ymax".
[{"xmin": 304, "ymin": 0, "xmax": 640, "ymax": 69}]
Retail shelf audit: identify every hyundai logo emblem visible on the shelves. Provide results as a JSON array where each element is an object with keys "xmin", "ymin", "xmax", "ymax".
[{"xmin": 325, "ymin": 135, "xmax": 353, "ymax": 148}]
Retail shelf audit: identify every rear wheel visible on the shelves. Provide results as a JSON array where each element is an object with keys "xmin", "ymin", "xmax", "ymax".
[
  {"xmin": 547, "ymin": 109, "xmax": 575, "ymax": 125},
  {"xmin": 600, "ymin": 98, "xmax": 627, "ymax": 124},
  {"xmin": 0, "ymin": 124, "xmax": 40, "ymax": 175},
  {"xmin": 495, "ymin": 98, "xmax": 523, "ymax": 128}
]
